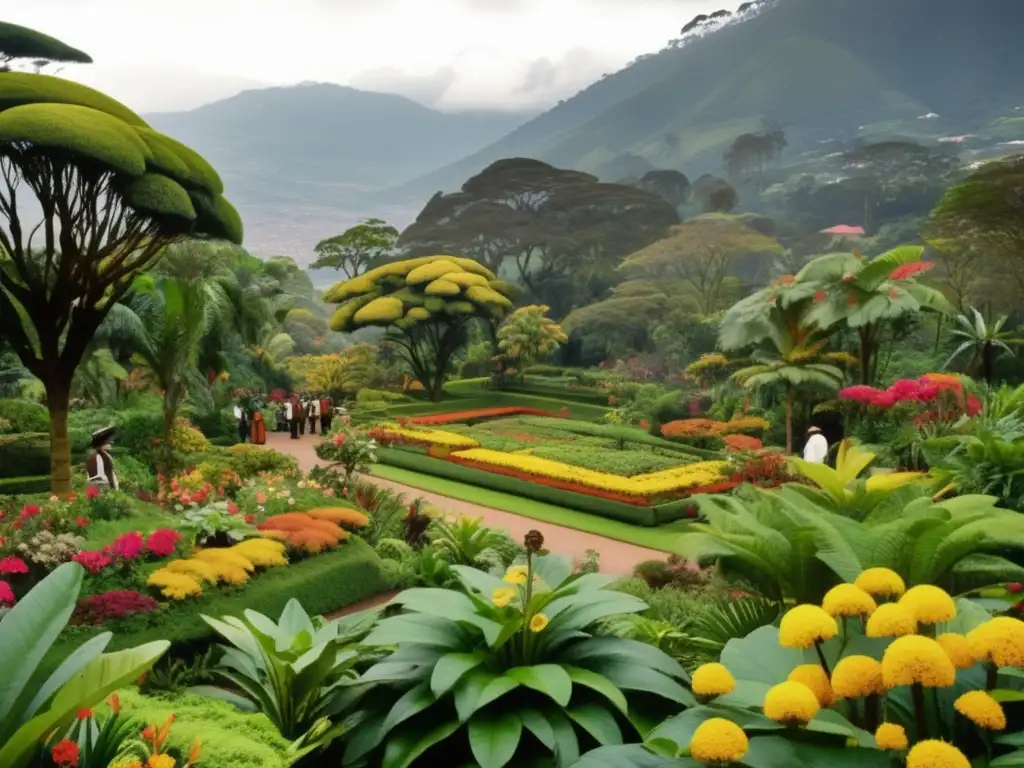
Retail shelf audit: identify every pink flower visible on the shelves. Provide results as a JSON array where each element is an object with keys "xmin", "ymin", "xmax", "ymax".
[
  {"xmin": 839, "ymin": 385, "xmax": 881, "ymax": 404},
  {"xmin": 85, "ymin": 485, "xmax": 100, "ymax": 501},
  {"xmin": 870, "ymin": 391, "xmax": 897, "ymax": 409},
  {"xmin": 915, "ymin": 383, "xmax": 939, "ymax": 402},
  {"xmin": 890, "ymin": 261, "xmax": 935, "ymax": 281},
  {"xmin": 72, "ymin": 551, "xmax": 112, "ymax": 574},
  {"xmin": 0, "ymin": 580, "xmax": 14, "ymax": 607},
  {"xmin": 256, "ymin": 492, "xmax": 267, "ymax": 504},
  {"xmin": 244, "ymin": 514, "xmax": 256, "ymax": 524},
  {"xmin": 19, "ymin": 504, "xmax": 40, "ymax": 520},
  {"xmin": 226, "ymin": 500, "xmax": 239, "ymax": 515},
  {"xmin": 145, "ymin": 529, "xmax": 182, "ymax": 558},
  {"xmin": 813, "ymin": 290, "xmax": 827, "ymax": 304},
  {"xmin": 967, "ymin": 394, "xmax": 983, "ymax": 417},
  {"xmin": 74, "ymin": 516, "xmax": 90, "ymax": 529},
  {"xmin": 333, "ymin": 434, "xmax": 347, "ymax": 447},
  {"xmin": 0, "ymin": 556, "xmax": 29, "ymax": 575},
  {"xmin": 112, "ymin": 532, "xmax": 144, "ymax": 560}
]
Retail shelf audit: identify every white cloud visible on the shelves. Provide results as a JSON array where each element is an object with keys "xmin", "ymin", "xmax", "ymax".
[{"xmin": 7, "ymin": 0, "xmax": 723, "ymax": 112}]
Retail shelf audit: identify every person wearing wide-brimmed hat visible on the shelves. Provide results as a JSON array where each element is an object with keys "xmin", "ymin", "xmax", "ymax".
[
  {"xmin": 86, "ymin": 426, "xmax": 119, "ymax": 490},
  {"xmin": 802, "ymin": 425, "xmax": 828, "ymax": 464}
]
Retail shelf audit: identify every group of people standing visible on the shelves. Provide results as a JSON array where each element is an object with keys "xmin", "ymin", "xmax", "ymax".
[
  {"xmin": 233, "ymin": 403, "xmax": 267, "ymax": 445},
  {"xmin": 281, "ymin": 394, "xmax": 335, "ymax": 440}
]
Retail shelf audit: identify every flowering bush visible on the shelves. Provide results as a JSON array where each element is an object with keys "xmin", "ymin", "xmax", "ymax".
[
  {"xmin": 314, "ymin": 424, "xmax": 378, "ymax": 481},
  {"xmin": 146, "ymin": 529, "xmax": 184, "ymax": 558},
  {"xmin": 722, "ymin": 434, "xmax": 764, "ymax": 452},
  {"xmin": 147, "ymin": 539, "xmax": 287, "ymax": 600},
  {"xmin": 839, "ymin": 373, "xmax": 981, "ymax": 423},
  {"xmin": 72, "ymin": 589, "xmax": 161, "ymax": 624}
]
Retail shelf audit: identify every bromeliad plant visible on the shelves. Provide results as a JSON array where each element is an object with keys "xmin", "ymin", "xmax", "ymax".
[
  {"xmin": 36, "ymin": 694, "xmax": 139, "ymax": 768},
  {"xmin": 198, "ymin": 599, "xmax": 378, "ymax": 758},
  {"xmin": 578, "ymin": 572, "xmax": 1024, "ymax": 768},
  {"xmin": 344, "ymin": 530, "xmax": 694, "ymax": 768}
]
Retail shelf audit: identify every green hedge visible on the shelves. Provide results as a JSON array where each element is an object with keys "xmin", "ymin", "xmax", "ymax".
[
  {"xmin": 0, "ymin": 398, "xmax": 49, "ymax": 432},
  {"xmin": 0, "ymin": 474, "xmax": 51, "ymax": 495},
  {"xmin": 0, "ymin": 432, "xmax": 50, "ymax": 478},
  {"xmin": 372, "ymin": 446, "xmax": 694, "ymax": 525},
  {"xmin": 39, "ymin": 538, "xmax": 393, "ymax": 681},
  {"xmin": 352, "ymin": 392, "xmax": 609, "ymax": 424},
  {"xmin": 500, "ymin": 380, "xmax": 612, "ymax": 405}
]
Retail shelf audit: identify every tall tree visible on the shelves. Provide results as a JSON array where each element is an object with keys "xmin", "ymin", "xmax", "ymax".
[
  {"xmin": 619, "ymin": 215, "xmax": 783, "ymax": 315},
  {"xmin": 0, "ymin": 21, "xmax": 92, "ymax": 71},
  {"xmin": 724, "ymin": 125, "xmax": 787, "ymax": 190},
  {"xmin": 496, "ymin": 305, "xmax": 568, "ymax": 377},
  {"xmin": 310, "ymin": 218, "xmax": 398, "ymax": 278},
  {"xmin": 324, "ymin": 255, "xmax": 517, "ymax": 400},
  {"xmin": 0, "ymin": 58, "xmax": 241, "ymax": 494},
  {"xmin": 635, "ymin": 169, "xmax": 691, "ymax": 207},
  {"xmin": 690, "ymin": 174, "xmax": 739, "ymax": 213}
]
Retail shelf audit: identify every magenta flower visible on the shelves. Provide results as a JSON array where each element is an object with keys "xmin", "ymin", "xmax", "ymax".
[
  {"xmin": 0, "ymin": 580, "xmax": 14, "ymax": 606},
  {"xmin": 0, "ymin": 556, "xmax": 29, "ymax": 575},
  {"xmin": 112, "ymin": 531, "xmax": 144, "ymax": 560}
]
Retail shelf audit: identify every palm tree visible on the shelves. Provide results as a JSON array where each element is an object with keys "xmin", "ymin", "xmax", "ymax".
[
  {"xmin": 496, "ymin": 305, "xmax": 568, "ymax": 380},
  {"xmin": 123, "ymin": 277, "xmax": 229, "ymax": 473},
  {"xmin": 944, "ymin": 307, "xmax": 1023, "ymax": 385}
]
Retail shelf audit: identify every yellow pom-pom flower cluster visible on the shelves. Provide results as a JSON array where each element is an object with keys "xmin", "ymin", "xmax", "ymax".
[
  {"xmin": 854, "ymin": 567, "xmax": 906, "ymax": 599},
  {"xmin": 967, "ymin": 616, "xmax": 1024, "ymax": 667},
  {"xmin": 778, "ymin": 605, "xmax": 838, "ymax": 649},
  {"xmin": 899, "ymin": 585, "xmax": 957, "ymax": 625},
  {"xmin": 689, "ymin": 718, "xmax": 749, "ymax": 764},
  {"xmin": 906, "ymin": 740, "xmax": 970, "ymax": 768},
  {"xmin": 954, "ymin": 690, "xmax": 1006, "ymax": 730},
  {"xmin": 874, "ymin": 722, "xmax": 908, "ymax": 751},
  {"xmin": 147, "ymin": 540, "xmax": 289, "ymax": 600},
  {"xmin": 147, "ymin": 569, "xmax": 203, "ymax": 600},
  {"xmin": 881, "ymin": 635, "xmax": 956, "ymax": 689},
  {"xmin": 822, "ymin": 583, "xmax": 876, "ymax": 618},
  {"xmin": 230, "ymin": 538, "xmax": 289, "ymax": 568},
  {"xmin": 866, "ymin": 603, "xmax": 917, "ymax": 638},
  {"xmin": 763, "ymin": 681, "xmax": 820, "ymax": 725},
  {"xmin": 787, "ymin": 664, "xmax": 833, "ymax": 707},
  {"xmin": 937, "ymin": 633, "xmax": 976, "ymax": 670},
  {"xmin": 830, "ymin": 655, "xmax": 885, "ymax": 698},
  {"xmin": 692, "ymin": 663, "xmax": 736, "ymax": 697}
]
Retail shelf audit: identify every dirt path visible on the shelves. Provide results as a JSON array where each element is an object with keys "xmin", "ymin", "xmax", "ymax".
[{"xmin": 265, "ymin": 431, "xmax": 661, "ymax": 575}]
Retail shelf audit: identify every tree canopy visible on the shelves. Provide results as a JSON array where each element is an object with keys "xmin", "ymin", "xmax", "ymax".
[
  {"xmin": 0, "ymin": 21, "xmax": 92, "ymax": 70},
  {"xmin": 310, "ymin": 217, "xmax": 398, "ymax": 278}
]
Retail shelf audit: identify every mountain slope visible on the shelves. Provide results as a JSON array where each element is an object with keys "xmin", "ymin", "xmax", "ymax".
[
  {"xmin": 388, "ymin": 0, "xmax": 1024, "ymax": 202},
  {"xmin": 145, "ymin": 82, "xmax": 532, "ymax": 207}
]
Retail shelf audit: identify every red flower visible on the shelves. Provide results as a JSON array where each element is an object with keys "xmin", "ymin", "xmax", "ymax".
[
  {"xmin": 76, "ymin": 708, "xmax": 93, "ymax": 720},
  {"xmin": 68, "ymin": 492, "xmax": 77, "ymax": 502},
  {"xmin": 244, "ymin": 514, "xmax": 256, "ymax": 524},
  {"xmin": 967, "ymin": 394, "xmax": 983, "ymax": 417},
  {"xmin": 0, "ymin": 580, "xmax": 15, "ymax": 606},
  {"xmin": 889, "ymin": 261, "xmax": 935, "ymax": 281},
  {"xmin": 19, "ymin": 504, "xmax": 40, "ymax": 519},
  {"xmin": 839, "ymin": 385, "xmax": 882, "ymax": 404},
  {"xmin": 813, "ymin": 290, "xmax": 827, "ymax": 304},
  {"xmin": 0, "ymin": 556, "xmax": 29, "ymax": 575},
  {"xmin": 72, "ymin": 551, "xmax": 112, "ymax": 574},
  {"xmin": 870, "ymin": 391, "xmax": 897, "ymax": 409},
  {"xmin": 72, "ymin": 590, "xmax": 160, "ymax": 625},
  {"xmin": 86, "ymin": 485, "xmax": 100, "ymax": 501},
  {"xmin": 777, "ymin": 274, "xmax": 796, "ymax": 285},
  {"xmin": 145, "ymin": 529, "xmax": 182, "ymax": 558},
  {"xmin": 75, "ymin": 516, "xmax": 90, "ymax": 529},
  {"xmin": 256, "ymin": 492, "xmax": 267, "ymax": 504},
  {"xmin": 639, "ymin": 419, "xmax": 649, "ymax": 429},
  {"xmin": 333, "ymin": 434, "xmax": 347, "ymax": 447},
  {"xmin": 1007, "ymin": 583, "xmax": 1023, "ymax": 594},
  {"xmin": 113, "ymin": 532, "xmax": 144, "ymax": 560},
  {"xmin": 227, "ymin": 500, "xmax": 239, "ymax": 515},
  {"xmin": 51, "ymin": 738, "xmax": 79, "ymax": 767},
  {"xmin": 12, "ymin": 520, "xmax": 22, "ymax": 530}
]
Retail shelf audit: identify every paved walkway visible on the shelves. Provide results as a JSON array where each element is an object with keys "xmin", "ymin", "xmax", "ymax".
[{"xmin": 265, "ymin": 431, "xmax": 661, "ymax": 575}]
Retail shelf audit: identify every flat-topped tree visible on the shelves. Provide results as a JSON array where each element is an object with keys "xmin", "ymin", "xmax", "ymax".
[
  {"xmin": 0, "ymin": 21, "xmax": 92, "ymax": 71},
  {"xmin": 0, "ymin": 60, "xmax": 242, "ymax": 496},
  {"xmin": 324, "ymin": 255, "xmax": 517, "ymax": 400}
]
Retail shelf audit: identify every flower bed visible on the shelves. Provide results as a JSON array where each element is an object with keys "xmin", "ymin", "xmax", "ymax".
[
  {"xmin": 405, "ymin": 406, "xmax": 556, "ymax": 425},
  {"xmin": 368, "ymin": 424, "xmax": 479, "ymax": 450},
  {"xmin": 448, "ymin": 448, "xmax": 731, "ymax": 505}
]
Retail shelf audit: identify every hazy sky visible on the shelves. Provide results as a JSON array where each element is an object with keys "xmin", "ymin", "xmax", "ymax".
[{"xmin": 9, "ymin": 0, "xmax": 724, "ymax": 113}]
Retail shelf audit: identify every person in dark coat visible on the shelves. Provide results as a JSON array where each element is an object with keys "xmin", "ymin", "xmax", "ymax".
[{"xmin": 86, "ymin": 426, "xmax": 119, "ymax": 490}]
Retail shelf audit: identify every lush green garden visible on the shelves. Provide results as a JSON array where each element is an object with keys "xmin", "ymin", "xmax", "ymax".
[{"xmin": 2, "ymin": 18, "xmax": 1024, "ymax": 768}]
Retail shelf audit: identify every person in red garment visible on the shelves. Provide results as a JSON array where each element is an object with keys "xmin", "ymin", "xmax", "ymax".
[{"xmin": 249, "ymin": 410, "xmax": 267, "ymax": 445}]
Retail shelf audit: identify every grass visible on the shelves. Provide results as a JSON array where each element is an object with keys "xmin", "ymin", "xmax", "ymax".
[
  {"xmin": 369, "ymin": 463, "xmax": 685, "ymax": 552},
  {"xmin": 82, "ymin": 504, "xmax": 178, "ymax": 547}
]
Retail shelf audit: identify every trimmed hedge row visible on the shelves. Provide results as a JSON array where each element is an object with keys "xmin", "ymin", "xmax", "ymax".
[
  {"xmin": 499, "ymin": 379, "xmax": 613, "ymax": 406},
  {"xmin": 352, "ymin": 392, "xmax": 609, "ymax": 424},
  {"xmin": 0, "ymin": 474, "xmax": 51, "ymax": 494},
  {"xmin": 0, "ymin": 432, "xmax": 50, "ymax": 478},
  {"xmin": 373, "ymin": 446, "xmax": 693, "ymax": 526},
  {"xmin": 38, "ymin": 537, "xmax": 393, "ymax": 681}
]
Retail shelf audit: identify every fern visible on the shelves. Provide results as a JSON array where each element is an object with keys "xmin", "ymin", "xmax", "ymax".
[{"xmin": 688, "ymin": 598, "xmax": 781, "ymax": 657}]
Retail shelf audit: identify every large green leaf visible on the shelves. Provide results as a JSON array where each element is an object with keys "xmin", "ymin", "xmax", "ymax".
[
  {"xmin": 507, "ymin": 665, "xmax": 573, "ymax": 707},
  {"xmin": 0, "ymin": 563, "xmax": 83, "ymax": 736},
  {"xmin": 565, "ymin": 667, "xmax": 628, "ymax": 714},
  {"xmin": 568, "ymin": 704, "xmax": 623, "ymax": 746},
  {"xmin": 25, "ymin": 632, "xmax": 111, "ymax": 720},
  {"xmin": 649, "ymin": 705, "xmax": 782, "ymax": 746},
  {"xmin": 0, "ymin": 641, "xmax": 169, "ymax": 768},
  {"xmin": 743, "ymin": 735, "xmax": 891, "ymax": 768},
  {"xmin": 570, "ymin": 746, "xmax": 683, "ymax": 767},
  {"xmin": 381, "ymin": 682, "xmax": 435, "ymax": 735},
  {"xmin": 587, "ymin": 662, "xmax": 694, "ymax": 706},
  {"xmin": 363, "ymin": 614, "xmax": 469, "ymax": 649},
  {"xmin": 381, "ymin": 717, "xmax": 460, "ymax": 768},
  {"xmin": 548, "ymin": 593, "xmax": 649, "ymax": 632},
  {"xmin": 559, "ymin": 637, "xmax": 688, "ymax": 681},
  {"xmin": 469, "ymin": 710, "xmax": 523, "ymax": 768},
  {"xmin": 431, "ymin": 651, "xmax": 487, "ymax": 698},
  {"xmin": 545, "ymin": 707, "xmax": 581, "ymax": 767},
  {"xmin": 719, "ymin": 626, "xmax": 805, "ymax": 685}
]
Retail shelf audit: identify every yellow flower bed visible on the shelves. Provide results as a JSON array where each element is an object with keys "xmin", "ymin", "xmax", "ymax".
[
  {"xmin": 147, "ymin": 539, "xmax": 288, "ymax": 599},
  {"xmin": 451, "ymin": 448, "xmax": 728, "ymax": 497},
  {"xmin": 372, "ymin": 423, "xmax": 478, "ymax": 449}
]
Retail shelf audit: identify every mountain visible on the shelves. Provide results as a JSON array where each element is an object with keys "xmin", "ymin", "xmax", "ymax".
[
  {"xmin": 143, "ymin": 82, "xmax": 533, "ymax": 257},
  {"xmin": 386, "ymin": 0, "xmax": 1024, "ymax": 204}
]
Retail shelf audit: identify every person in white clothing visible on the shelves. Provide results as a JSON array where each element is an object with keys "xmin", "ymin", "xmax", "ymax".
[{"xmin": 802, "ymin": 426, "xmax": 829, "ymax": 463}]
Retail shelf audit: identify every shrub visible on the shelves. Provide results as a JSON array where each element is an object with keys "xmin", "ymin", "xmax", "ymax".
[
  {"xmin": 72, "ymin": 589, "xmax": 161, "ymax": 625},
  {"xmin": 0, "ymin": 398, "xmax": 49, "ymax": 433},
  {"xmin": 355, "ymin": 388, "xmax": 407, "ymax": 404},
  {"xmin": 191, "ymin": 407, "xmax": 239, "ymax": 442},
  {"xmin": 170, "ymin": 420, "xmax": 210, "ymax": 453},
  {"xmin": 225, "ymin": 444, "xmax": 300, "ymax": 478},
  {"xmin": 0, "ymin": 432, "xmax": 50, "ymax": 478},
  {"xmin": 116, "ymin": 410, "xmax": 165, "ymax": 456}
]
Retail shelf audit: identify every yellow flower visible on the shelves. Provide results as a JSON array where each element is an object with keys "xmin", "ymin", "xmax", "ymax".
[
  {"xmin": 874, "ymin": 722, "xmax": 908, "ymax": 751},
  {"xmin": 822, "ymin": 583, "xmax": 877, "ymax": 618},
  {"xmin": 882, "ymin": 635, "xmax": 956, "ymax": 689},
  {"xmin": 690, "ymin": 718, "xmax": 749, "ymax": 764},
  {"xmin": 899, "ymin": 585, "xmax": 957, "ymax": 624},
  {"xmin": 906, "ymin": 740, "xmax": 970, "ymax": 768},
  {"xmin": 778, "ymin": 605, "xmax": 838, "ymax": 649},
  {"xmin": 492, "ymin": 587, "xmax": 516, "ymax": 607},
  {"xmin": 854, "ymin": 567, "xmax": 906, "ymax": 598},
  {"xmin": 148, "ymin": 756, "xmax": 176, "ymax": 768},
  {"xmin": 787, "ymin": 664, "xmax": 833, "ymax": 707},
  {"xmin": 504, "ymin": 566, "xmax": 529, "ymax": 585},
  {"xmin": 692, "ymin": 663, "xmax": 736, "ymax": 697},
  {"xmin": 954, "ymin": 690, "xmax": 1006, "ymax": 730},
  {"xmin": 865, "ymin": 603, "xmax": 917, "ymax": 637},
  {"xmin": 529, "ymin": 613, "xmax": 550, "ymax": 632},
  {"xmin": 966, "ymin": 617, "xmax": 1024, "ymax": 667},
  {"xmin": 936, "ymin": 633, "xmax": 976, "ymax": 670},
  {"xmin": 146, "ymin": 569, "xmax": 203, "ymax": 600},
  {"xmin": 762, "ymin": 681, "xmax": 820, "ymax": 725},
  {"xmin": 830, "ymin": 655, "xmax": 885, "ymax": 698}
]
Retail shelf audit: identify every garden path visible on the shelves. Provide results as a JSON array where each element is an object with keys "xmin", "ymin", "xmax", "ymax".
[{"xmin": 265, "ymin": 432, "xmax": 662, "ymax": 575}]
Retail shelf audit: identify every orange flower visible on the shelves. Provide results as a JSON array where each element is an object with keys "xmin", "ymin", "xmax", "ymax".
[{"xmin": 108, "ymin": 693, "xmax": 121, "ymax": 713}]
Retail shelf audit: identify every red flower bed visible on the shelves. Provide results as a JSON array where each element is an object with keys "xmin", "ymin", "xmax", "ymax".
[
  {"xmin": 445, "ymin": 455, "xmax": 738, "ymax": 507},
  {"xmin": 408, "ymin": 406, "xmax": 557, "ymax": 425},
  {"xmin": 72, "ymin": 589, "xmax": 161, "ymax": 625}
]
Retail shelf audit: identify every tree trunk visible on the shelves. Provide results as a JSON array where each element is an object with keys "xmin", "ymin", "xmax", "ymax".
[
  {"xmin": 785, "ymin": 386, "xmax": 794, "ymax": 455},
  {"xmin": 45, "ymin": 376, "xmax": 73, "ymax": 498},
  {"xmin": 858, "ymin": 327, "xmax": 873, "ymax": 386}
]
